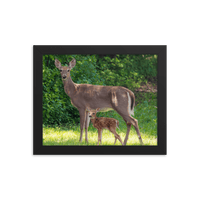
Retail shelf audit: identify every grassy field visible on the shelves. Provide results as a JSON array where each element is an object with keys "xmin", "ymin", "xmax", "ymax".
[{"xmin": 43, "ymin": 94, "xmax": 157, "ymax": 146}]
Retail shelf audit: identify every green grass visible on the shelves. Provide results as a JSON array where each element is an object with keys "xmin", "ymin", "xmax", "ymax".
[{"xmin": 43, "ymin": 94, "xmax": 157, "ymax": 146}]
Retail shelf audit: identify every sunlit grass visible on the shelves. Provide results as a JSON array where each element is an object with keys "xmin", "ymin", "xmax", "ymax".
[
  {"xmin": 43, "ymin": 126, "xmax": 157, "ymax": 146},
  {"xmin": 43, "ymin": 97, "xmax": 157, "ymax": 146}
]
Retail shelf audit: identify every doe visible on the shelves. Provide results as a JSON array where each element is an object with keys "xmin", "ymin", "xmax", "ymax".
[
  {"xmin": 55, "ymin": 58, "xmax": 143, "ymax": 145},
  {"xmin": 88, "ymin": 108, "xmax": 123, "ymax": 145}
]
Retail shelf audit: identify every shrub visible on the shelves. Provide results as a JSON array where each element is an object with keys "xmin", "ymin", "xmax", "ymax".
[
  {"xmin": 43, "ymin": 54, "xmax": 157, "ymax": 125},
  {"xmin": 43, "ymin": 55, "xmax": 104, "ymax": 125}
]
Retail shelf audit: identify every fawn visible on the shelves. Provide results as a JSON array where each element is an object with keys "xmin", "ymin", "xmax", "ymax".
[{"xmin": 88, "ymin": 108, "xmax": 123, "ymax": 145}]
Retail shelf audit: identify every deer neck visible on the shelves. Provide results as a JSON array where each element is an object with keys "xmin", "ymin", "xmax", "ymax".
[
  {"xmin": 63, "ymin": 76, "xmax": 76, "ymax": 98},
  {"xmin": 91, "ymin": 117, "xmax": 98, "ymax": 124}
]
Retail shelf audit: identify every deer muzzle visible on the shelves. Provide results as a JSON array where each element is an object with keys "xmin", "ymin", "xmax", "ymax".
[{"xmin": 62, "ymin": 76, "xmax": 67, "ymax": 80}]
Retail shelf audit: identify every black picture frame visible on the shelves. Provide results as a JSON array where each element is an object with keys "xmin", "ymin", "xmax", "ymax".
[{"xmin": 33, "ymin": 45, "xmax": 166, "ymax": 155}]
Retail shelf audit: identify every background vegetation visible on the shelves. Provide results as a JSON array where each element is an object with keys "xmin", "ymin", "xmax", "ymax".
[{"xmin": 43, "ymin": 54, "xmax": 157, "ymax": 145}]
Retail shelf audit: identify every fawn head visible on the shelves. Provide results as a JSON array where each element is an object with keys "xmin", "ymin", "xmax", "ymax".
[
  {"xmin": 55, "ymin": 58, "xmax": 76, "ymax": 81},
  {"xmin": 88, "ymin": 108, "xmax": 101, "ymax": 119}
]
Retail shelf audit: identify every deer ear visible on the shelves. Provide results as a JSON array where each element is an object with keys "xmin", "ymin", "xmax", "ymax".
[
  {"xmin": 96, "ymin": 108, "xmax": 101, "ymax": 112},
  {"xmin": 69, "ymin": 58, "xmax": 76, "ymax": 69},
  {"xmin": 55, "ymin": 59, "xmax": 62, "ymax": 69}
]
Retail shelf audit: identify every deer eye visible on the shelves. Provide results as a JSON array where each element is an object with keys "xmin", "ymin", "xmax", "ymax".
[
  {"xmin": 67, "ymin": 69, "xmax": 70, "ymax": 72},
  {"xmin": 60, "ymin": 70, "xmax": 62, "ymax": 72},
  {"xmin": 93, "ymin": 113, "xmax": 95, "ymax": 114}
]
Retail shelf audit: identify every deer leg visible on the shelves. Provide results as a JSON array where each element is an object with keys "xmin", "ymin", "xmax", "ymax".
[
  {"xmin": 97, "ymin": 129, "xmax": 101, "ymax": 145},
  {"xmin": 114, "ymin": 125, "xmax": 118, "ymax": 144},
  {"xmin": 79, "ymin": 109, "xmax": 86, "ymax": 142},
  {"xmin": 110, "ymin": 129, "xmax": 123, "ymax": 145},
  {"xmin": 124, "ymin": 123, "xmax": 131, "ymax": 145},
  {"xmin": 100, "ymin": 130, "xmax": 103, "ymax": 145},
  {"xmin": 124, "ymin": 116, "xmax": 143, "ymax": 145},
  {"xmin": 114, "ymin": 128, "xmax": 117, "ymax": 145},
  {"xmin": 114, "ymin": 137, "xmax": 117, "ymax": 145},
  {"xmin": 132, "ymin": 118, "xmax": 143, "ymax": 145},
  {"xmin": 85, "ymin": 111, "xmax": 90, "ymax": 144}
]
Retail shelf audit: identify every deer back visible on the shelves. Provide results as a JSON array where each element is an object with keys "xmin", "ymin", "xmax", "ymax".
[{"xmin": 91, "ymin": 117, "xmax": 119, "ymax": 130}]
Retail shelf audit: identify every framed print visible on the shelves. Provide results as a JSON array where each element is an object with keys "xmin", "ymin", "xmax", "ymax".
[{"xmin": 33, "ymin": 45, "xmax": 166, "ymax": 155}]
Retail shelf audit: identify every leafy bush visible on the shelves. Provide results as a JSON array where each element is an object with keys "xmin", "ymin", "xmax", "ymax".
[
  {"xmin": 43, "ymin": 54, "xmax": 157, "ymax": 125},
  {"xmin": 43, "ymin": 55, "xmax": 105, "ymax": 125},
  {"xmin": 96, "ymin": 54, "xmax": 157, "ymax": 90}
]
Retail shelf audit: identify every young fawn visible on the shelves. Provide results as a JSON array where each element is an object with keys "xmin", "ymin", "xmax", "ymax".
[{"xmin": 88, "ymin": 108, "xmax": 123, "ymax": 145}]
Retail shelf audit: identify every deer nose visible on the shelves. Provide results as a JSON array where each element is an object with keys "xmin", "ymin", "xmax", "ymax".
[
  {"xmin": 63, "ymin": 76, "xmax": 66, "ymax": 79},
  {"xmin": 89, "ymin": 115, "xmax": 92, "ymax": 118}
]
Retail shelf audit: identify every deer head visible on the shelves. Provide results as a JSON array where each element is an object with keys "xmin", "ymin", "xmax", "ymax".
[
  {"xmin": 55, "ymin": 58, "xmax": 76, "ymax": 81},
  {"xmin": 88, "ymin": 108, "xmax": 101, "ymax": 119}
]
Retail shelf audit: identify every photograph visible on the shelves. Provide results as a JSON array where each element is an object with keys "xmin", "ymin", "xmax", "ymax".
[
  {"xmin": 33, "ymin": 45, "xmax": 166, "ymax": 154},
  {"xmin": 42, "ymin": 54, "xmax": 158, "ymax": 146}
]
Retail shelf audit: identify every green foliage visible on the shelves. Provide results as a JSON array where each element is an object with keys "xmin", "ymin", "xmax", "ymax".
[
  {"xmin": 135, "ymin": 92, "xmax": 157, "ymax": 105},
  {"xmin": 43, "ymin": 54, "xmax": 157, "ymax": 125},
  {"xmin": 43, "ymin": 54, "xmax": 105, "ymax": 125},
  {"xmin": 96, "ymin": 54, "xmax": 157, "ymax": 90}
]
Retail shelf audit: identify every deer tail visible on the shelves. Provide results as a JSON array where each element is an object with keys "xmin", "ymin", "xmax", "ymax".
[
  {"xmin": 130, "ymin": 91, "xmax": 135, "ymax": 110},
  {"xmin": 127, "ymin": 91, "xmax": 135, "ymax": 116},
  {"xmin": 116, "ymin": 120, "xmax": 120, "ymax": 129}
]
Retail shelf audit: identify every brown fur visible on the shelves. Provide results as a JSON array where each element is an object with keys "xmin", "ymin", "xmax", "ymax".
[
  {"xmin": 55, "ymin": 58, "xmax": 143, "ymax": 145},
  {"xmin": 89, "ymin": 109, "xmax": 123, "ymax": 145}
]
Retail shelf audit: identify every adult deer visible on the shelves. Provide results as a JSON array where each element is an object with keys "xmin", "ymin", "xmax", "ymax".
[{"xmin": 55, "ymin": 58, "xmax": 143, "ymax": 145}]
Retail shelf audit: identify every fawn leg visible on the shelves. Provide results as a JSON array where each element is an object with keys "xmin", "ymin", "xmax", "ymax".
[
  {"xmin": 79, "ymin": 108, "xmax": 86, "ymax": 142},
  {"xmin": 110, "ymin": 129, "xmax": 123, "ymax": 145},
  {"xmin": 85, "ymin": 111, "xmax": 90, "ymax": 144},
  {"xmin": 114, "ymin": 137, "xmax": 117, "ymax": 145},
  {"xmin": 114, "ymin": 125, "xmax": 119, "ymax": 144}
]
